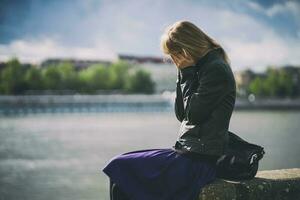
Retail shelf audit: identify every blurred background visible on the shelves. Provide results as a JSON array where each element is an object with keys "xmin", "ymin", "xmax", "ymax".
[{"xmin": 1, "ymin": 0, "xmax": 300, "ymax": 199}]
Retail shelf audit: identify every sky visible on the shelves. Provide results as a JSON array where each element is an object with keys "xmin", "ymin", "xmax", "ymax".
[{"xmin": 0, "ymin": 0, "xmax": 299, "ymax": 72}]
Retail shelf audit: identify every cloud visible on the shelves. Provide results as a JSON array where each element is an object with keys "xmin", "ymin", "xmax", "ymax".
[
  {"xmin": 213, "ymin": 9, "xmax": 300, "ymax": 72},
  {"xmin": 224, "ymin": 34, "xmax": 300, "ymax": 72},
  {"xmin": 0, "ymin": 38, "xmax": 117, "ymax": 64},
  {"xmin": 247, "ymin": 1, "xmax": 300, "ymax": 18},
  {"xmin": 0, "ymin": 0, "xmax": 299, "ymax": 71}
]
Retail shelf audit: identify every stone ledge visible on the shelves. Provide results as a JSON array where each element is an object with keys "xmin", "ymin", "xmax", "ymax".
[{"xmin": 199, "ymin": 168, "xmax": 300, "ymax": 200}]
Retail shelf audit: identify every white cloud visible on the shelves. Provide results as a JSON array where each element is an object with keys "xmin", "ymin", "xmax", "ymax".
[
  {"xmin": 0, "ymin": 38, "xmax": 117, "ymax": 64},
  {"xmin": 224, "ymin": 34, "xmax": 300, "ymax": 72},
  {"xmin": 247, "ymin": 1, "xmax": 300, "ymax": 18},
  {"xmin": 0, "ymin": 0, "xmax": 299, "ymax": 71},
  {"xmin": 213, "ymin": 9, "xmax": 300, "ymax": 72}
]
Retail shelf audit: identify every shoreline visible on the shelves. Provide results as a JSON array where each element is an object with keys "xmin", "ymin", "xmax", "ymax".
[{"xmin": 1, "ymin": 94, "xmax": 300, "ymax": 115}]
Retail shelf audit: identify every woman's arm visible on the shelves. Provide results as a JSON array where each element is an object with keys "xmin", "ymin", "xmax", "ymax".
[
  {"xmin": 174, "ymin": 69, "xmax": 185, "ymax": 122},
  {"xmin": 180, "ymin": 63, "xmax": 232, "ymax": 124}
]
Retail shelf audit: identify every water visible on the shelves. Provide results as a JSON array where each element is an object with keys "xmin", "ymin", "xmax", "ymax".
[{"xmin": 0, "ymin": 110, "xmax": 300, "ymax": 200}]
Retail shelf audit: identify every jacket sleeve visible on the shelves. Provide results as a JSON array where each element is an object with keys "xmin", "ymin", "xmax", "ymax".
[
  {"xmin": 180, "ymin": 64, "xmax": 231, "ymax": 124},
  {"xmin": 174, "ymin": 69, "xmax": 185, "ymax": 122}
]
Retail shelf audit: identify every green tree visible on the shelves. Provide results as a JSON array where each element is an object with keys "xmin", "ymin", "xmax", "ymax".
[
  {"xmin": 277, "ymin": 70, "xmax": 293, "ymax": 97},
  {"xmin": 24, "ymin": 66, "xmax": 43, "ymax": 90},
  {"xmin": 264, "ymin": 68, "xmax": 280, "ymax": 97},
  {"xmin": 124, "ymin": 69, "xmax": 155, "ymax": 94},
  {"xmin": 109, "ymin": 60, "xmax": 131, "ymax": 89},
  {"xmin": 249, "ymin": 67, "xmax": 295, "ymax": 98},
  {"xmin": 56, "ymin": 62, "xmax": 80, "ymax": 90},
  {"xmin": 249, "ymin": 77, "xmax": 266, "ymax": 97},
  {"xmin": 78, "ymin": 64, "xmax": 112, "ymax": 93},
  {"xmin": 0, "ymin": 57, "xmax": 26, "ymax": 94},
  {"xmin": 41, "ymin": 65, "xmax": 62, "ymax": 90},
  {"xmin": 0, "ymin": 57, "xmax": 157, "ymax": 94}
]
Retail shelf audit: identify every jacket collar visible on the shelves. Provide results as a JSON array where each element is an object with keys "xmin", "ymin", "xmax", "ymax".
[
  {"xmin": 179, "ymin": 47, "xmax": 222, "ymax": 77},
  {"xmin": 195, "ymin": 47, "xmax": 222, "ymax": 67}
]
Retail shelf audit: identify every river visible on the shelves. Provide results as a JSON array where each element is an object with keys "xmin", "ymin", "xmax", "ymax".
[{"xmin": 0, "ymin": 110, "xmax": 299, "ymax": 199}]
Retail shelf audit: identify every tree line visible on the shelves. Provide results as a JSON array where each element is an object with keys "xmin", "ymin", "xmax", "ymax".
[
  {"xmin": 247, "ymin": 67, "xmax": 300, "ymax": 98},
  {"xmin": 0, "ymin": 58, "xmax": 156, "ymax": 95}
]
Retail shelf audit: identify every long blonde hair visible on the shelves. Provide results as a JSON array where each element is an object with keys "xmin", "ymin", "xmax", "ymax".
[{"xmin": 160, "ymin": 20, "xmax": 230, "ymax": 66}]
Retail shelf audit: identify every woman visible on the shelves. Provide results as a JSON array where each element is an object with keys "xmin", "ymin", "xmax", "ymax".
[{"xmin": 102, "ymin": 20, "xmax": 236, "ymax": 200}]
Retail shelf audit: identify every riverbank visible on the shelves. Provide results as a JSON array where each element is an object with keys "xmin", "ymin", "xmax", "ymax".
[{"xmin": 1, "ymin": 94, "xmax": 300, "ymax": 115}]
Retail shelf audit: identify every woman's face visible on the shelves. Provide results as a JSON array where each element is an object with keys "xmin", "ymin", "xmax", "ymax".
[{"xmin": 170, "ymin": 53, "xmax": 195, "ymax": 69}]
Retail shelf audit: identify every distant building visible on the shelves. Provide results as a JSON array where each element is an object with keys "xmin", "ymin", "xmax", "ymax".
[
  {"xmin": 234, "ymin": 69, "xmax": 255, "ymax": 87},
  {"xmin": 0, "ymin": 61, "xmax": 32, "ymax": 71},
  {"xmin": 282, "ymin": 65, "xmax": 300, "ymax": 83},
  {"xmin": 118, "ymin": 54, "xmax": 172, "ymax": 65},
  {"xmin": 281, "ymin": 65, "xmax": 300, "ymax": 95},
  {"xmin": 234, "ymin": 65, "xmax": 300, "ymax": 97},
  {"xmin": 40, "ymin": 58, "xmax": 112, "ymax": 70},
  {"xmin": 234, "ymin": 69, "xmax": 256, "ymax": 97},
  {"xmin": 118, "ymin": 54, "xmax": 176, "ymax": 94}
]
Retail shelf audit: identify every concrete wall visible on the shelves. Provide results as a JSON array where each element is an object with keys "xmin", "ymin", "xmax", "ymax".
[{"xmin": 199, "ymin": 168, "xmax": 300, "ymax": 200}]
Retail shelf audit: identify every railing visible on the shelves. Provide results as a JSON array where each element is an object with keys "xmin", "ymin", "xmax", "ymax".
[{"xmin": 1, "ymin": 94, "xmax": 300, "ymax": 116}]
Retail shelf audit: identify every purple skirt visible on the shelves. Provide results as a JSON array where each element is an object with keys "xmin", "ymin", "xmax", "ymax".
[{"xmin": 102, "ymin": 148, "xmax": 216, "ymax": 200}]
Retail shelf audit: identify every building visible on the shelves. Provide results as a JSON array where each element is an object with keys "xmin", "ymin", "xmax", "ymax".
[
  {"xmin": 118, "ymin": 54, "xmax": 172, "ymax": 65},
  {"xmin": 281, "ymin": 65, "xmax": 300, "ymax": 96},
  {"xmin": 118, "ymin": 54, "xmax": 176, "ymax": 94},
  {"xmin": 40, "ymin": 58, "xmax": 112, "ymax": 70},
  {"xmin": 234, "ymin": 69, "xmax": 256, "ymax": 97}
]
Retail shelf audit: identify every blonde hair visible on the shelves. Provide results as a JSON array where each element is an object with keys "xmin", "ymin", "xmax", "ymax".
[{"xmin": 160, "ymin": 20, "xmax": 230, "ymax": 66}]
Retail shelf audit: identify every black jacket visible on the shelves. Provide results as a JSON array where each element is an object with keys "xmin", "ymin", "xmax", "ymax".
[{"xmin": 172, "ymin": 47, "xmax": 236, "ymax": 157}]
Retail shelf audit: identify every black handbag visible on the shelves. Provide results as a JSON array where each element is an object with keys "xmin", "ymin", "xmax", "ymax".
[{"xmin": 215, "ymin": 131, "xmax": 265, "ymax": 181}]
